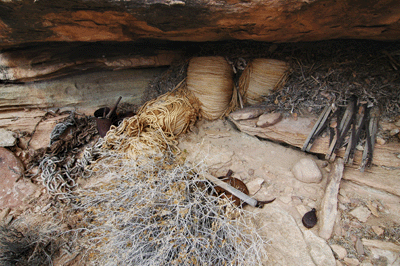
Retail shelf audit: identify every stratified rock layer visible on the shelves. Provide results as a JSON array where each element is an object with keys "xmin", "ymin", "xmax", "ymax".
[{"xmin": 0, "ymin": 0, "xmax": 400, "ymax": 48}]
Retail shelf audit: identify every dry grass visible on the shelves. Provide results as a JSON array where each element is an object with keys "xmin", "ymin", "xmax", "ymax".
[{"xmin": 64, "ymin": 150, "xmax": 268, "ymax": 265}]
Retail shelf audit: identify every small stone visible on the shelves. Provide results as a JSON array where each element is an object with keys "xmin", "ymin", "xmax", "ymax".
[
  {"xmin": 343, "ymin": 257, "xmax": 360, "ymax": 266},
  {"xmin": 0, "ymin": 128, "xmax": 17, "ymax": 147},
  {"xmin": 338, "ymin": 203, "xmax": 348, "ymax": 211},
  {"xmin": 256, "ymin": 112, "xmax": 282, "ymax": 127},
  {"xmin": 229, "ymin": 107, "xmax": 264, "ymax": 120},
  {"xmin": 349, "ymin": 206, "xmax": 371, "ymax": 223},
  {"xmin": 355, "ymin": 237, "xmax": 364, "ymax": 255},
  {"xmin": 292, "ymin": 158, "xmax": 322, "ymax": 183},
  {"xmin": 330, "ymin": 244, "xmax": 347, "ymax": 260},
  {"xmin": 371, "ymin": 226, "xmax": 384, "ymax": 236},
  {"xmin": 389, "ymin": 128, "xmax": 399, "ymax": 136},
  {"xmin": 366, "ymin": 201, "xmax": 380, "ymax": 217},
  {"xmin": 394, "ymin": 119, "xmax": 400, "ymax": 127},
  {"xmin": 246, "ymin": 177, "xmax": 264, "ymax": 195},
  {"xmin": 376, "ymin": 137, "xmax": 385, "ymax": 145}
]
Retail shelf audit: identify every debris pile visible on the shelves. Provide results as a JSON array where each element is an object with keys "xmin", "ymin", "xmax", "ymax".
[
  {"xmin": 302, "ymin": 96, "xmax": 379, "ymax": 171},
  {"xmin": 69, "ymin": 151, "xmax": 268, "ymax": 265},
  {"xmin": 26, "ymin": 112, "xmax": 99, "ymax": 193}
]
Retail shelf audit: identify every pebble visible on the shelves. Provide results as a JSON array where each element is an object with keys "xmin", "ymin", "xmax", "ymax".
[
  {"xmin": 349, "ymin": 206, "xmax": 371, "ymax": 223},
  {"xmin": 389, "ymin": 128, "xmax": 399, "ymax": 136},
  {"xmin": 371, "ymin": 225, "xmax": 384, "ymax": 236},
  {"xmin": 376, "ymin": 137, "xmax": 385, "ymax": 145},
  {"xmin": 0, "ymin": 128, "xmax": 17, "ymax": 147},
  {"xmin": 343, "ymin": 257, "xmax": 360, "ymax": 266},
  {"xmin": 229, "ymin": 108, "xmax": 264, "ymax": 121},
  {"xmin": 366, "ymin": 201, "xmax": 380, "ymax": 217},
  {"xmin": 355, "ymin": 237, "xmax": 364, "ymax": 255},
  {"xmin": 256, "ymin": 112, "xmax": 282, "ymax": 127},
  {"xmin": 292, "ymin": 158, "xmax": 322, "ymax": 183},
  {"xmin": 330, "ymin": 244, "xmax": 347, "ymax": 260},
  {"xmin": 246, "ymin": 177, "xmax": 264, "ymax": 195}
]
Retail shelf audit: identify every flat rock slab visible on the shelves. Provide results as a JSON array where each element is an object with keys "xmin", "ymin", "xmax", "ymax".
[
  {"xmin": 0, "ymin": 147, "xmax": 37, "ymax": 209},
  {"xmin": 253, "ymin": 204, "xmax": 335, "ymax": 266}
]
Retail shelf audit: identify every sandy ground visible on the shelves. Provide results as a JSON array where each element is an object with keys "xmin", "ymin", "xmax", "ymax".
[{"xmin": 178, "ymin": 118, "xmax": 400, "ymax": 266}]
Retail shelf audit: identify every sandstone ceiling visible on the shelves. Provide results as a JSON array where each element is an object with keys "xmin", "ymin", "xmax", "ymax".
[{"xmin": 0, "ymin": 0, "xmax": 400, "ymax": 48}]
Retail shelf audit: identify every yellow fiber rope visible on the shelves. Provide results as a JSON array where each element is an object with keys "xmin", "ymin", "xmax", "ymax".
[{"xmin": 103, "ymin": 87, "xmax": 198, "ymax": 159}]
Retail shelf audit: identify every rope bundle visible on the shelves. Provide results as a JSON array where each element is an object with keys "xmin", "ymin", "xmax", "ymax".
[
  {"xmin": 103, "ymin": 89, "xmax": 198, "ymax": 159},
  {"xmin": 239, "ymin": 59, "xmax": 289, "ymax": 105},
  {"xmin": 187, "ymin": 56, "xmax": 234, "ymax": 120}
]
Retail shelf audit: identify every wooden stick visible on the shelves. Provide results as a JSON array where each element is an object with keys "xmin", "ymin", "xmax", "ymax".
[
  {"xmin": 202, "ymin": 172, "xmax": 258, "ymax": 207},
  {"xmin": 302, "ymin": 105, "xmax": 331, "ymax": 152}
]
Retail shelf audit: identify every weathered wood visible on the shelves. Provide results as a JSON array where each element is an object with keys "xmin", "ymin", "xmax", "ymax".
[
  {"xmin": 0, "ymin": 0, "xmax": 399, "ymax": 48},
  {"xmin": 0, "ymin": 68, "xmax": 166, "ymax": 112},
  {"xmin": 319, "ymin": 159, "xmax": 344, "ymax": 240},
  {"xmin": 229, "ymin": 115, "xmax": 400, "ymax": 169}
]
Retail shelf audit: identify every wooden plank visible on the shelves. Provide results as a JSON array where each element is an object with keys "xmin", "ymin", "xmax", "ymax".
[
  {"xmin": 0, "ymin": 68, "xmax": 166, "ymax": 113},
  {"xmin": 229, "ymin": 115, "xmax": 400, "ymax": 169}
]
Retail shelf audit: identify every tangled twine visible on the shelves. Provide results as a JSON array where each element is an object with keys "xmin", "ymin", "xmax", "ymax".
[{"xmin": 103, "ymin": 88, "xmax": 198, "ymax": 159}]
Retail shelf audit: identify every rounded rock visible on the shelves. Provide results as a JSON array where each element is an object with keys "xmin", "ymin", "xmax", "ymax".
[{"xmin": 292, "ymin": 158, "xmax": 322, "ymax": 183}]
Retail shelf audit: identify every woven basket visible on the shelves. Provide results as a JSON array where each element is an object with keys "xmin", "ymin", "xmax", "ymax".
[
  {"xmin": 187, "ymin": 56, "xmax": 234, "ymax": 120},
  {"xmin": 239, "ymin": 59, "xmax": 289, "ymax": 105}
]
